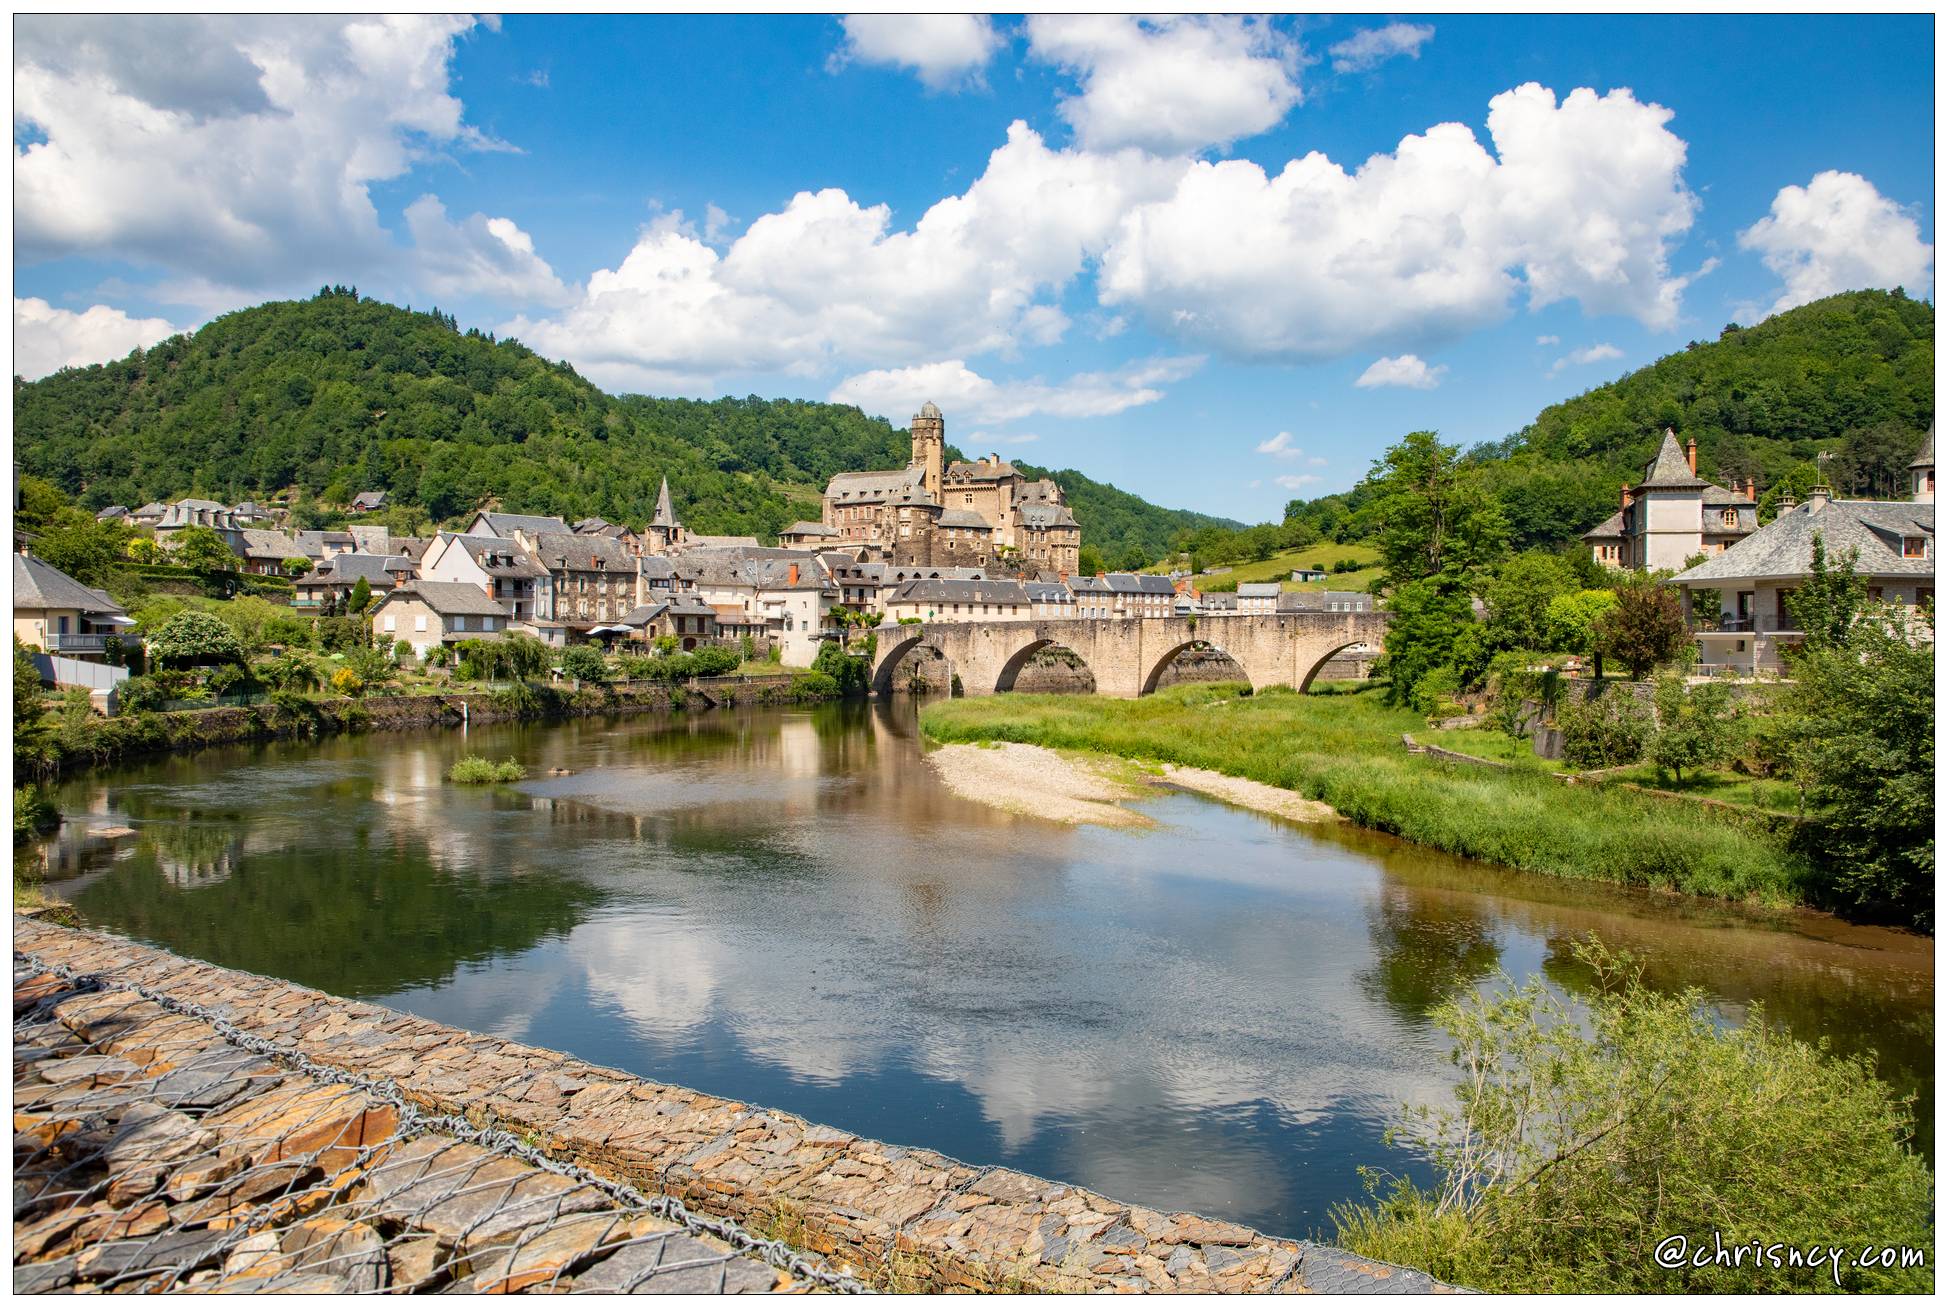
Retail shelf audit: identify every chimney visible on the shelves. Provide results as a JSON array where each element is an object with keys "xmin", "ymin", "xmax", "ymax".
[
  {"xmin": 1744, "ymin": 475, "xmax": 1756, "ymax": 499},
  {"xmin": 1779, "ymin": 490, "xmax": 1798, "ymax": 512},
  {"xmin": 1620, "ymin": 481, "xmax": 1633, "ymax": 512},
  {"xmin": 1808, "ymin": 484, "xmax": 1832, "ymax": 511},
  {"xmin": 787, "ymin": 562, "xmax": 799, "ymax": 586},
  {"xmin": 1685, "ymin": 436, "xmax": 1698, "ymax": 474}
]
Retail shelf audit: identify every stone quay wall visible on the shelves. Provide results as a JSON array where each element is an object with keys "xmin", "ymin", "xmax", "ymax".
[{"xmin": 13, "ymin": 920, "xmax": 1454, "ymax": 1295}]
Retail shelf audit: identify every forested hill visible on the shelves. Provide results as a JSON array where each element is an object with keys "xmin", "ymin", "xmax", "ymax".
[
  {"xmin": 1474, "ymin": 289, "xmax": 1934, "ymax": 545},
  {"xmin": 1281, "ymin": 289, "xmax": 1935, "ymax": 552},
  {"xmin": 11, "ymin": 288, "xmax": 1235, "ymax": 560}
]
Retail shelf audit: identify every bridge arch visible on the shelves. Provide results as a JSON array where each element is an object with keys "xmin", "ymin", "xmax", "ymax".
[
  {"xmin": 992, "ymin": 638, "xmax": 1098, "ymax": 694},
  {"xmin": 871, "ymin": 630, "xmax": 944, "ymax": 697},
  {"xmin": 1138, "ymin": 638, "xmax": 1250, "ymax": 696},
  {"xmin": 1297, "ymin": 639, "xmax": 1377, "ymax": 692}
]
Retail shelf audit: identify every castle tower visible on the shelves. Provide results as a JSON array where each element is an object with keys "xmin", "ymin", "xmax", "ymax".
[
  {"xmin": 1911, "ymin": 423, "xmax": 1934, "ymax": 503},
  {"xmin": 910, "ymin": 401, "xmax": 944, "ymax": 503}
]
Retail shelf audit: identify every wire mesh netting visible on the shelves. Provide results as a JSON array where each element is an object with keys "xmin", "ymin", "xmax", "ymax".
[{"xmin": 14, "ymin": 953, "xmax": 864, "ymax": 1294}]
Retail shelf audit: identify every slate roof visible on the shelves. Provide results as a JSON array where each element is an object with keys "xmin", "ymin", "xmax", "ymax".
[
  {"xmin": 744, "ymin": 557, "xmax": 836, "ymax": 591},
  {"xmin": 1018, "ymin": 503, "xmax": 1078, "ymax": 528},
  {"xmin": 382, "ymin": 581, "xmax": 510, "ymax": 618},
  {"xmin": 294, "ymin": 530, "xmax": 356, "ymax": 554},
  {"xmin": 936, "ymin": 509, "xmax": 991, "ymax": 530},
  {"xmin": 780, "ymin": 521, "xmax": 841, "ymax": 537},
  {"xmin": 1912, "ymin": 424, "xmax": 1934, "ymax": 469},
  {"xmin": 349, "ymin": 490, "xmax": 388, "ymax": 511},
  {"xmin": 944, "ymin": 459, "xmax": 1018, "ymax": 483},
  {"xmin": 1278, "ymin": 589, "xmax": 1374, "ymax": 611},
  {"xmin": 13, "ymin": 553, "xmax": 127, "ymax": 616},
  {"xmin": 238, "ymin": 529, "xmax": 307, "ymax": 560},
  {"xmin": 638, "ymin": 555, "xmax": 678, "ymax": 580},
  {"xmin": 1237, "ymin": 582, "xmax": 1283, "ymax": 597},
  {"xmin": 1017, "ymin": 479, "xmax": 1064, "ymax": 506},
  {"xmin": 650, "ymin": 477, "xmax": 679, "ymax": 528},
  {"xmin": 131, "ymin": 502, "xmax": 168, "ymax": 520},
  {"xmin": 890, "ymin": 578, "xmax": 1030, "ymax": 605},
  {"xmin": 302, "ymin": 553, "xmax": 415, "ymax": 585},
  {"xmin": 1635, "ymin": 430, "xmax": 1709, "ymax": 490},
  {"xmin": 1024, "ymin": 582, "xmax": 1073, "ymax": 603},
  {"xmin": 529, "ymin": 531, "xmax": 633, "ymax": 572},
  {"xmin": 95, "ymin": 505, "xmax": 129, "ymax": 521},
  {"xmin": 448, "ymin": 534, "xmax": 547, "ymax": 578},
  {"xmin": 824, "ymin": 466, "xmax": 925, "ymax": 503},
  {"xmin": 616, "ymin": 596, "xmax": 712, "ymax": 627},
  {"xmin": 1098, "ymin": 572, "xmax": 1177, "ymax": 595},
  {"xmin": 683, "ymin": 534, "xmax": 763, "ymax": 550},
  {"xmin": 472, "ymin": 511, "xmax": 571, "ymax": 538},
  {"xmin": 1671, "ymin": 498, "xmax": 1936, "ymax": 585}
]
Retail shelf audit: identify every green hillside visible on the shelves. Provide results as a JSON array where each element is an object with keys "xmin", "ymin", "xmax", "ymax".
[
  {"xmin": 11, "ymin": 287, "xmax": 1233, "ymax": 559},
  {"xmin": 1283, "ymin": 289, "xmax": 1935, "ymax": 552}
]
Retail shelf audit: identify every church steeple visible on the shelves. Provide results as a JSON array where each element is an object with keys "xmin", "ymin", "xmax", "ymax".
[{"xmin": 652, "ymin": 476, "xmax": 677, "ymax": 528}]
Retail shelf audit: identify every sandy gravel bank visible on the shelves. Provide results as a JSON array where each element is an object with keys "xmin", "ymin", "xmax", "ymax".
[
  {"xmin": 924, "ymin": 742, "xmax": 1154, "ymax": 827},
  {"xmin": 1152, "ymin": 764, "xmax": 1337, "ymax": 824},
  {"xmin": 926, "ymin": 742, "xmax": 1337, "ymax": 828}
]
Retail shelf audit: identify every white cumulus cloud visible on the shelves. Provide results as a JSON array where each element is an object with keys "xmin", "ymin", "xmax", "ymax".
[
  {"xmin": 1097, "ymin": 82, "xmax": 1699, "ymax": 362},
  {"xmin": 834, "ymin": 14, "xmax": 1002, "ymax": 90},
  {"xmin": 1329, "ymin": 22, "xmax": 1434, "ymax": 74},
  {"xmin": 829, "ymin": 355, "xmax": 1200, "ymax": 427},
  {"xmin": 14, "ymin": 297, "xmax": 180, "ymax": 379},
  {"xmin": 14, "ymin": 15, "xmax": 535, "ymax": 308},
  {"xmin": 506, "ymin": 122, "xmax": 1184, "ymax": 390},
  {"xmin": 1550, "ymin": 342, "xmax": 1624, "ymax": 374},
  {"xmin": 404, "ymin": 196, "xmax": 574, "ymax": 307},
  {"xmin": 1355, "ymin": 354, "xmax": 1445, "ymax": 389},
  {"xmin": 1026, "ymin": 15, "xmax": 1302, "ymax": 154},
  {"xmin": 1255, "ymin": 430, "xmax": 1303, "ymax": 458},
  {"xmin": 1275, "ymin": 474, "xmax": 1322, "ymax": 490},
  {"xmin": 1739, "ymin": 170, "xmax": 1934, "ymax": 316}
]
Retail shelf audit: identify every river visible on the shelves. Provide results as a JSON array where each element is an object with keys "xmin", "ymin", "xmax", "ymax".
[{"xmin": 31, "ymin": 700, "xmax": 1933, "ymax": 1240}]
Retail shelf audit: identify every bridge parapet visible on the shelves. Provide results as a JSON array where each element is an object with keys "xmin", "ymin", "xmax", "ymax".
[{"xmin": 870, "ymin": 611, "xmax": 1387, "ymax": 698}]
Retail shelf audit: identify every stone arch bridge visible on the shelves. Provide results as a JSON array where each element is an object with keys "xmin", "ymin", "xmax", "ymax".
[{"xmin": 869, "ymin": 612, "xmax": 1388, "ymax": 698}]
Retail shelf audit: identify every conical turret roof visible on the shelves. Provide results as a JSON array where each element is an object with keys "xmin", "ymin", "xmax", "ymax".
[
  {"xmin": 1636, "ymin": 429, "xmax": 1707, "ymax": 490},
  {"xmin": 651, "ymin": 477, "xmax": 677, "ymax": 527},
  {"xmin": 1909, "ymin": 422, "xmax": 1933, "ymax": 469}
]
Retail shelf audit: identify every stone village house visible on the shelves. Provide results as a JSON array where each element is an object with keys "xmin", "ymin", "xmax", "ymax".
[
  {"xmin": 1669, "ymin": 430, "xmax": 1934, "ymax": 674},
  {"xmin": 369, "ymin": 581, "xmax": 513, "ymax": 659},
  {"xmin": 1583, "ymin": 429, "xmax": 1757, "ymax": 570}
]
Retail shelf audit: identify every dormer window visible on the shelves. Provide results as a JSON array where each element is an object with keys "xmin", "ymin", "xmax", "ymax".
[
  {"xmin": 1721, "ymin": 508, "xmax": 1738, "ymax": 528},
  {"xmin": 1903, "ymin": 536, "xmax": 1929, "ymax": 559}
]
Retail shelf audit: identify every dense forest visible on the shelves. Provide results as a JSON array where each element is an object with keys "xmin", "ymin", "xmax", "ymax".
[
  {"xmin": 1279, "ymin": 289, "xmax": 1935, "ymax": 552},
  {"xmin": 12, "ymin": 288, "xmax": 1235, "ymax": 560}
]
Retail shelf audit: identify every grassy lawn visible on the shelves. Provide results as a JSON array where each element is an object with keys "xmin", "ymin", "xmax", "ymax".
[
  {"xmin": 1156, "ymin": 542, "xmax": 1384, "ymax": 593},
  {"xmin": 1416, "ymin": 726, "xmax": 1566, "ymax": 772},
  {"xmin": 921, "ymin": 682, "xmax": 1811, "ymax": 908},
  {"xmin": 1610, "ymin": 764, "xmax": 1807, "ymax": 815}
]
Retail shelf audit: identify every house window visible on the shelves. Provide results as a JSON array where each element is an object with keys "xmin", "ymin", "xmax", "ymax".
[
  {"xmin": 415, "ymin": 615, "xmax": 427, "ymax": 632},
  {"xmin": 453, "ymin": 616, "xmax": 467, "ymax": 632},
  {"xmin": 1722, "ymin": 508, "xmax": 1738, "ymax": 527},
  {"xmin": 383, "ymin": 615, "xmax": 396, "ymax": 632},
  {"xmin": 1903, "ymin": 536, "xmax": 1928, "ymax": 558}
]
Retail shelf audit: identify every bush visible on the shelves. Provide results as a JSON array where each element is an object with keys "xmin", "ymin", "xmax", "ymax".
[
  {"xmin": 1333, "ymin": 940, "xmax": 1931, "ymax": 1293},
  {"xmin": 560, "ymin": 644, "xmax": 609, "ymax": 683},
  {"xmin": 449, "ymin": 755, "xmax": 526, "ymax": 784},
  {"xmin": 691, "ymin": 646, "xmax": 740, "ymax": 676},
  {"xmin": 811, "ymin": 641, "xmax": 869, "ymax": 694},
  {"xmin": 145, "ymin": 610, "xmax": 246, "ymax": 667},
  {"xmin": 329, "ymin": 667, "xmax": 365, "ymax": 698},
  {"xmin": 114, "ymin": 675, "xmax": 170, "ymax": 714},
  {"xmin": 14, "ymin": 785, "xmax": 59, "ymax": 842},
  {"xmin": 1558, "ymin": 690, "xmax": 1651, "ymax": 769},
  {"xmin": 790, "ymin": 671, "xmax": 840, "ymax": 700},
  {"xmin": 1407, "ymin": 665, "xmax": 1464, "ymax": 718}
]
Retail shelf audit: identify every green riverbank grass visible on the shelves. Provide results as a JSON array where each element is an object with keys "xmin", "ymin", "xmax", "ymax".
[{"xmin": 921, "ymin": 683, "xmax": 1809, "ymax": 907}]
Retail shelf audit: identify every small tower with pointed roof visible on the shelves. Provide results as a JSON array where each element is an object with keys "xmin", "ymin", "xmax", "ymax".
[
  {"xmin": 1911, "ymin": 423, "xmax": 1934, "ymax": 504},
  {"xmin": 643, "ymin": 476, "xmax": 686, "ymax": 554},
  {"xmin": 910, "ymin": 401, "xmax": 944, "ymax": 504}
]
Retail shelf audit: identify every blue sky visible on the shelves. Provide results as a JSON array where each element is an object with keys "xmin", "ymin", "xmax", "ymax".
[{"xmin": 12, "ymin": 14, "xmax": 1935, "ymax": 521}]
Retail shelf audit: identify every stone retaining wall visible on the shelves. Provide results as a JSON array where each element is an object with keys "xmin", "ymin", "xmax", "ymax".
[{"xmin": 13, "ymin": 920, "xmax": 1453, "ymax": 1295}]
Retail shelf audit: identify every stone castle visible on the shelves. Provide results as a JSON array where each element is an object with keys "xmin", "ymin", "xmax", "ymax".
[{"xmin": 820, "ymin": 403, "xmax": 1081, "ymax": 577}]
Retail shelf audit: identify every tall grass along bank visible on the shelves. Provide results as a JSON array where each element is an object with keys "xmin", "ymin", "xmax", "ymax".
[{"xmin": 921, "ymin": 684, "xmax": 1809, "ymax": 909}]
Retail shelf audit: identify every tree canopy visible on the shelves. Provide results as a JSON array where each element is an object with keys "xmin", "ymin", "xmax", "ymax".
[{"xmin": 12, "ymin": 288, "xmax": 1230, "ymax": 566}]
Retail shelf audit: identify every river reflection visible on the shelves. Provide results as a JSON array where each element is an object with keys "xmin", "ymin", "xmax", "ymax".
[{"xmin": 38, "ymin": 700, "xmax": 1933, "ymax": 1237}]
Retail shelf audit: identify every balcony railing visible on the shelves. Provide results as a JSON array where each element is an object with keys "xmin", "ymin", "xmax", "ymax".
[
  {"xmin": 1696, "ymin": 616, "xmax": 1802, "ymax": 636},
  {"xmin": 47, "ymin": 633, "xmax": 109, "ymax": 653}
]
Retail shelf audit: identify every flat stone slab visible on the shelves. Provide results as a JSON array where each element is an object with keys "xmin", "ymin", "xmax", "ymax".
[{"xmin": 15, "ymin": 918, "xmax": 1456, "ymax": 1293}]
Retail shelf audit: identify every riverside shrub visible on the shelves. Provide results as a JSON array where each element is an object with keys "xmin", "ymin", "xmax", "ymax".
[
  {"xmin": 1332, "ymin": 941, "xmax": 1931, "ymax": 1293},
  {"xmin": 448, "ymin": 755, "xmax": 525, "ymax": 784},
  {"xmin": 1558, "ymin": 690, "xmax": 1652, "ymax": 769}
]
